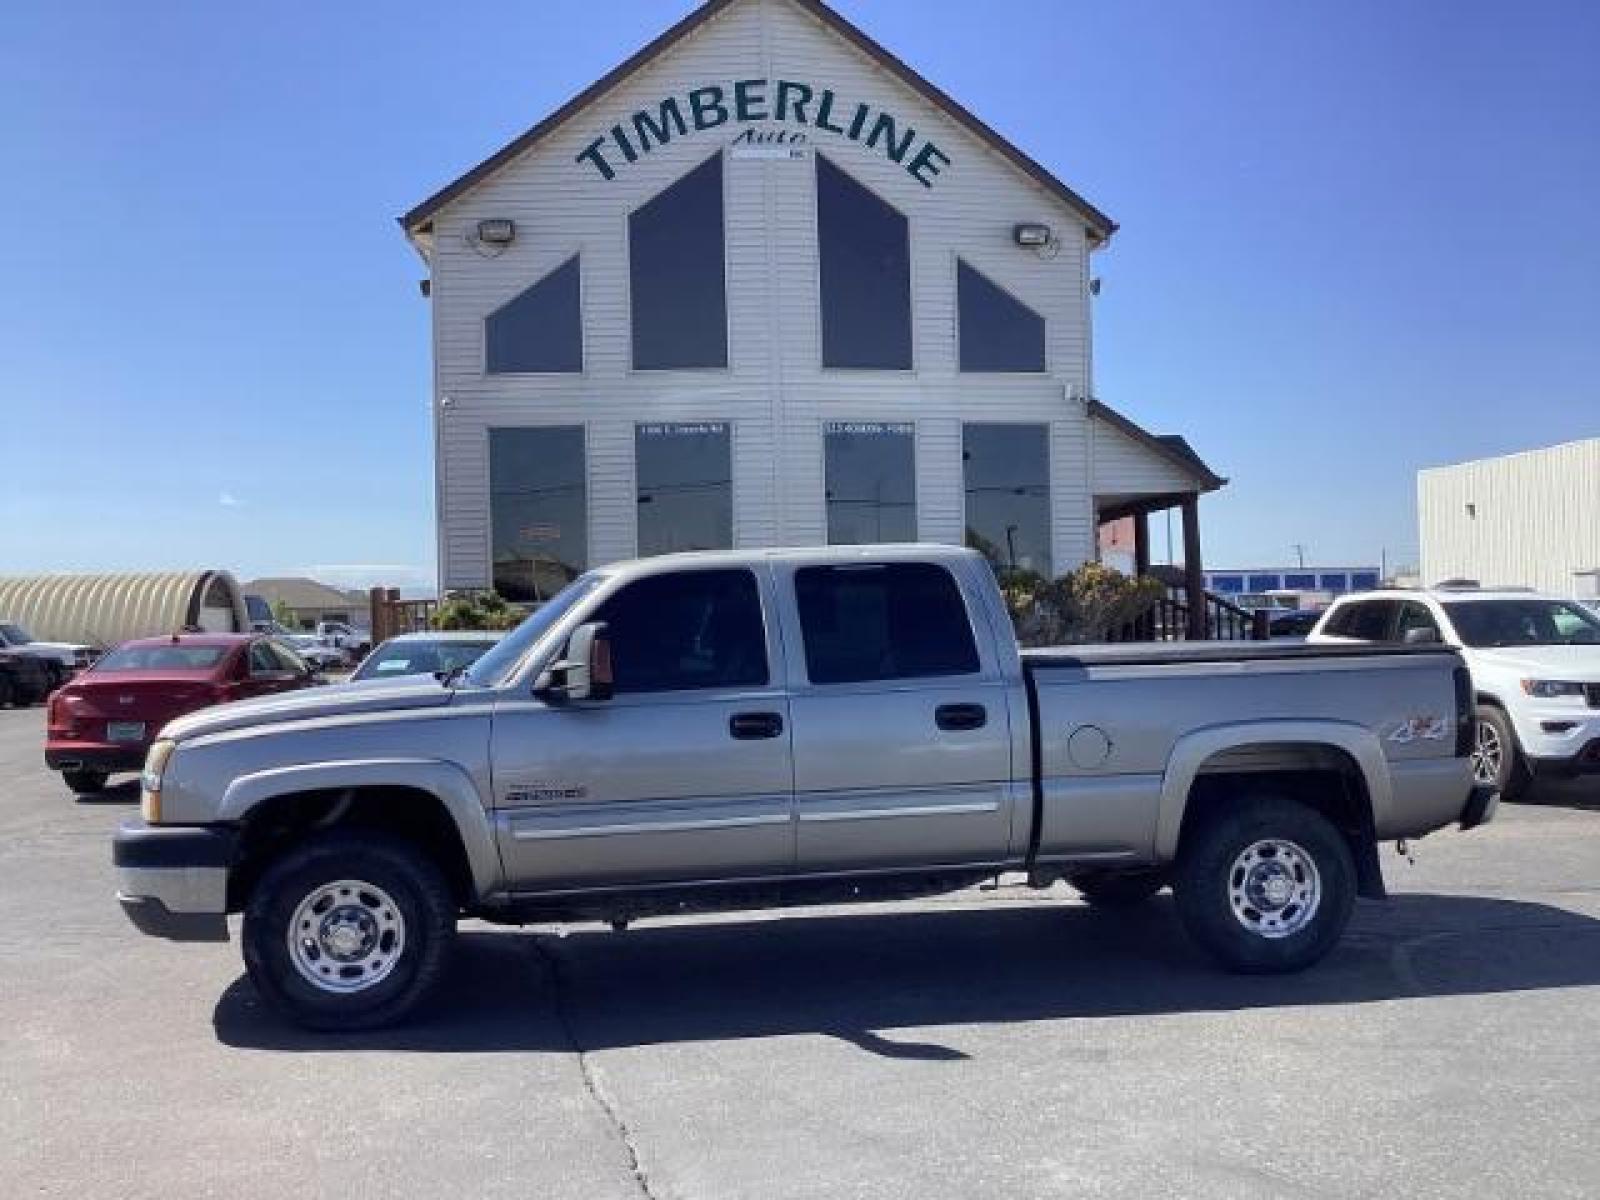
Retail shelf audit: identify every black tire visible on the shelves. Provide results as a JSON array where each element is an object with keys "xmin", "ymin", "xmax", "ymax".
[
  {"xmin": 1067, "ymin": 868, "xmax": 1167, "ymax": 908},
  {"xmin": 1172, "ymin": 796, "xmax": 1356, "ymax": 974},
  {"xmin": 1473, "ymin": 706, "xmax": 1529, "ymax": 801},
  {"xmin": 0, "ymin": 674, "xmax": 14, "ymax": 708},
  {"xmin": 242, "ymin": 831, "xmax": 456, "ymax": 1031},
  {"xmin": 63, "ymin": 769, "xmax": 108, "ymax": 795}
]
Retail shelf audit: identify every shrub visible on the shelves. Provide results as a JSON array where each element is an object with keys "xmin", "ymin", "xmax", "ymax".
[
  {"xmin": 432, "ymin": 591, "xmax": 524, "ymax": 631},
  {"xmin": 1000, "ymin": 561, "xmax": 1164, "ymax": 647}
]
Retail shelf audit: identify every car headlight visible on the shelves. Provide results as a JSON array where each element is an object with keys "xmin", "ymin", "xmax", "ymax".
[
  {"xmin": 1520, "ymin": 679, "xmax": 1587, "ymax": 699},
  {"xmin": 140, "ymin": 738, "xmax": 176, "ymax": 822}
]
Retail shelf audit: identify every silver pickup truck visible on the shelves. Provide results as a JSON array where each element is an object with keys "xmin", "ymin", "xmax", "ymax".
[{"xmin": 114, "ymin": 545, "xmax": 1495, "ymax": 1029}]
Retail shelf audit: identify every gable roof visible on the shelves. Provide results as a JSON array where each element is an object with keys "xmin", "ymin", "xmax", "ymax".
[
  {"xmin": 398, "ymin": 0, "xmax": 1115, "ymax": 244},
  {"xmin": 1088, "ymin": 399, "xmax": 1227, "ymax": 492}
]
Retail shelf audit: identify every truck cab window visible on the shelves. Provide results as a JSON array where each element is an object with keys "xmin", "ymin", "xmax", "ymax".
[
  {"xmin": 795, "ymin": 562, "xmax": 979, "ymax": 684},
  {"xmin": 592, "ymin": 569, "xmax": 767, "ymax": 694}
]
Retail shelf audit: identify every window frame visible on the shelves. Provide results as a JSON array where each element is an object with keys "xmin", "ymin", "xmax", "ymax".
[
  {"xmin": 485, "ymin": 423, "xmax": 591, "ymax": 602},
  {"xmin": 812, "ymin": 153, "xmax": 918, "ymax": 374},
  {"xmin": 624, "ymin": 150, "xmax": 733, "ymax": 375},
  {"xmin": 789, "ymin": 560, "xmax": 984, "ymax": 688},
  {"xmin": 959, "ymin": 421, "xmax": 1054, "ymax": 578},
  {"xmin": 632, "ymin": 420, "xmax": 737, "ymax": 557},
  {"xmin": 954, "ymin": 255, "xmax": 1048, "ymax": 374},
  {"xmin": 821, "ymin": 419, "xmax": 919, "ymax": 546},
  {"xmin": 587, "ymin": 566, "xmax": 775, "ymax": 698},
  {"xmin": 481, "ymin": 252, "xmax": 587, "ymax": 377}
]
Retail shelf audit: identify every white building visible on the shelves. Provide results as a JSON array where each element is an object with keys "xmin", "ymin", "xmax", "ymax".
[
  {"xmin": 1419, "ymin": 438, "xmax": 1600, "ymax": 596},
  {"xmin": 399, "ymin": 0, "xmax": 1224, "ymax": 629}
]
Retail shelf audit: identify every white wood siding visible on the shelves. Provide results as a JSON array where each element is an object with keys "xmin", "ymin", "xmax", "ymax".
[
  {"xmin": 1419, "ymin": 439, "xmax": 1600, "ymax": 595},
  {"xmin": 424, "ymin": 0, "xmax": 1141, "ymax": 587},
  {"xmin": 1091, "ymin": 420, "xmax": 1195, "ymax": 497}
]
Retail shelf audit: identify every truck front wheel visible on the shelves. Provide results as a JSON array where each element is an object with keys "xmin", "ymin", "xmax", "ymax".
[
  {"xmin": 1172, "ymin": 797, "xmax": 1355, "ymax": 974},
  {"xmin": 242, "ymin": 831, "xmax": 456, "ymax": 1030}
]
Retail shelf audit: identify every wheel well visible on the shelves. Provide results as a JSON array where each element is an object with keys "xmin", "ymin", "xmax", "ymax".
[
  {"xmin": 228, "ymin": 786, "xmax": 474, "ymax": 912},
  {"xmin": 1180, "ymin": 743, "xmax": 1383, "ymax": 898}
]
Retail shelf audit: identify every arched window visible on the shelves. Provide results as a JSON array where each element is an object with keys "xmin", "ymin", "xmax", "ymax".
[
  {"xmin": 957, "ymin": 260, "xmax": 1044, "ymax": 372},
  {"xmin": 629, "ymin": 152, "xmax": 728, "ymax": 370},
  {"xmin": 485, "ymin": 256, "xmax": 582, "ymax": 374},
  {"xmin": 816, "ymin": 155, "xmax": 911, "ymax": 369}
]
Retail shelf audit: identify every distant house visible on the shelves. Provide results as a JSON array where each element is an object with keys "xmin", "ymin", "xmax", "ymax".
[{"xmin": 244, "ymin": 578, "xmax": 370, "ymax": 630}]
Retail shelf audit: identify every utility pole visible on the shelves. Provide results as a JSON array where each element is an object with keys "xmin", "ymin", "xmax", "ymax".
[{"xmin": 1292, "ymin": 543, "xmax": 1306, "ymax": 569}]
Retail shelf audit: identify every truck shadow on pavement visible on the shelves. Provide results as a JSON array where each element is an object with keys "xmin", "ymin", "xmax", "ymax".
[{"xmin": 213, "ymin": 892, "xmax": 1600, "ymax": 1058}]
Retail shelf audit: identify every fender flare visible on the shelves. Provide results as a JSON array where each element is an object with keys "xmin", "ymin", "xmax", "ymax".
[
  {"xmin": 220, "ymin": 758, "xmax": 503, "ymax": 897},
  {"xmin": 1153, "ymin": 719, "xmax": 1391, "ymax": 859}
]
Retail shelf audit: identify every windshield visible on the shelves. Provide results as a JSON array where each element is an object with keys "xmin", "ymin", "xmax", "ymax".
[
  {"xmin": 95, "ymin": 644, "xmax": 229, "ymax": 671},
  {"xmin": 1443, "ymin": 599, "xmax": 1600, "ymax": 648},
  {"xmin": 0, "ymin": 623, "xmax": 31, "ymax": 644},
  {"xmin": 463, "ymin": 575, "xmax": 603, "ymax": 687},
  {"xmin": 353, "ymin": 637, "xmax": 498, "ymax": 681}
]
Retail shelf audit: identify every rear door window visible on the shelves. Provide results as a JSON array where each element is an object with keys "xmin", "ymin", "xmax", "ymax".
[
  {"xmin": 1334, "ymin": 599, "xmax": 1399, "ymax": 641},
  {"xmin": 795, "ymin": 562, "xmax": 979, "ymax": 684}
]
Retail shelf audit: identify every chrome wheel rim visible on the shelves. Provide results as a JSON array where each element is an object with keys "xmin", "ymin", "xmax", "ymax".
[
  {"xmin": 1227, "ymin": 838, "xmax": 1321, "ymax": 940},
  {"xmin": 287, "ymin": 879, "xmax": 406, "ymax": 994},
  {"xmin": 1472, "ymin": 719, "xmax": 1503, "ymax": 786}
]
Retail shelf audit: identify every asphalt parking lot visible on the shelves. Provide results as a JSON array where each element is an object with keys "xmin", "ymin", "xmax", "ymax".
[{"xmin": 3, "ymin": 705, "xmax": 1599, "ymax": 1199}]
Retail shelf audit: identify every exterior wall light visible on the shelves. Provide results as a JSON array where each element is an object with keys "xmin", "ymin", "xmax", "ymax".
[
  {"xmin": 1013, "ymin": 223, "xmax": 1052, "ymax": 247},
  {"xmin": 476, "ymin": 218, "xmax": 516, "ymax": 245}
]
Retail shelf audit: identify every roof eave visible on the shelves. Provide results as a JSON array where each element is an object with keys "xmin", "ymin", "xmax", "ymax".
[
  {"xmin": 395, "ymin": 0, "xmax": 1116, "ymax": 242},
  {"xmin": 1089, "ymin": 399, "xmax": 1226, "ymax": 492}
]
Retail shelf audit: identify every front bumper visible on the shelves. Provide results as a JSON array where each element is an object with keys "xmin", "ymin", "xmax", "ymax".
[
  {"xmin": 46, "ymin": 743, "xmax": 147, "ymax": 774},
  {"xmin": 112, "ymin": 820, "xmax": 236, "ymax": 942},
  {"xmin": 1460, "ymin": 784, "xmax": 1499, "ymax": 831},
  {"xmin": 1528, "ymin": 739, "xmax": 1600, "ymax": 778}
]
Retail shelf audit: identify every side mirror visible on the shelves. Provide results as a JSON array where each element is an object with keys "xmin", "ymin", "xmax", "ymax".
[
  {"xmin": 540, "ymin": 621, "xmax": 613, "ymax": 703},
  {"xmin": 1403, "ymin": 626, "xmax": 1440, "ymax": 645}
]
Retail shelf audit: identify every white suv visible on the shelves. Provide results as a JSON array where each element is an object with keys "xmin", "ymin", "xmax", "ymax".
[{"xmin": 1309, "ymin": 588, "xmax": 1600, "ymax": 797}]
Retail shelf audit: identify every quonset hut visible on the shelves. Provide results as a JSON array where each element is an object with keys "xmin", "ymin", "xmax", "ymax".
[{"xmin": 0, "ymin": 571, "xmax": 250, "ymax": 648}]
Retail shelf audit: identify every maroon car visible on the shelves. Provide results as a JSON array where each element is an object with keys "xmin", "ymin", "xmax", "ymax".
[{"xmin": 45, "ymin": 633, "xmax": 318, "ymax": 794}]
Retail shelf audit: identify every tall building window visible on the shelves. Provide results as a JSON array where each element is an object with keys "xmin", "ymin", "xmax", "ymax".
[
  {"xmin": 816, "ymin": 155, "xmax": 911, "ymax": 369},
  {"xmin": 489, "ymin": 426, "xmax": 587, "ymax": 602},
  {"xmin": 963, "ymin": 424, "xmax": 1051, "ymax": 577},
  {"xmin": 957, "ymin": 260, "xmax": 1045, "ymax": 372},
  {"xmin": 635, "ymin": 422, "xmax": 733, "ymax": 555},
  {"xmin": 485, "ymin": 256, "xmax": 582, "ymax": 374},
  {"xmin": 629, "ymin": 153, "xmax": 728, "ymax": 370},
  {"xmin": 824, "ymin": 422, "xmax": 916, "ymax": 544}
]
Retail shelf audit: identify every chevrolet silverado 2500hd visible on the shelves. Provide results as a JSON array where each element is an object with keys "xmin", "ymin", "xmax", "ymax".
[{"xmin": 114, "ymin": 545, "xmax": 1494, "ymax": 1029}]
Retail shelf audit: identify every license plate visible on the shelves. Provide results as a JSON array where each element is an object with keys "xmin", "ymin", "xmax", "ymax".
[{"xmin": 106, "ymin": 721, "xmax": 146, "ymax": 743}]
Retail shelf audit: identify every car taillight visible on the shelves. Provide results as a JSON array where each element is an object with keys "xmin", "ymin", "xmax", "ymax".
[{"xmin": 1454, "ymin": 664, "xmax": 1474, "ymax": 757}]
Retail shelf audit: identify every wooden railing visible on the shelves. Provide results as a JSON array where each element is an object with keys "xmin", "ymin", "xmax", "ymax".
[{"xmin": 1110, "ymin": 586, "xmax": 1268, "ymax": 643}]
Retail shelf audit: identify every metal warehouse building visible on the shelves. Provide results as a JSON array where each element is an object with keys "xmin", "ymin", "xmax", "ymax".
[
  {"xmin": 0, "ymin": 571, "xmax": 249, "ymax": 647},
  {"xmin": 400, "ymin": 0, "xmax": 1225, "ymax": 625},
  {"xmin": 1419, "ymin": 438, "xmax": 1600, "ymax": 596}
]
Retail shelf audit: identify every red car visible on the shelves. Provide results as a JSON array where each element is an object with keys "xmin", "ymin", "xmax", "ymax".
[{"xmin": 45, "ymin": 633, "xmax": 319, "ymax": 794}]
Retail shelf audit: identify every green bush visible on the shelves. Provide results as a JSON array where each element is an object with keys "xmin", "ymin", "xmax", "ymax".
[
  {"xmin": 432, "ymin": 591, "xmax": 524, "ymax": 632},
  {"xmin": 1000, "ymin": 561, "xmax": 1164, "ymax": 647}
]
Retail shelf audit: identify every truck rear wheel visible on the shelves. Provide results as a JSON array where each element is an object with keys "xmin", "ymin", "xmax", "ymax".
[
  {"xmin": 242, "ymin": 831, "xmax": 455, "ymax": 1030},
  {"xmin": 1067, "ymin": 868, "xmax": 1166, "ymax": 908},
  {"xmin": 1172, "ymin": 797, "xmax": 1355, "ymax": 974}
]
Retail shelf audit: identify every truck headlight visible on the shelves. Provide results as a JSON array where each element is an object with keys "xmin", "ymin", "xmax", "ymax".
[
  {"xmin": 140, "ymin": 738, "xmax": 176, "ymax": 822},
  {"xmin": 1521, "ymin": 679, "xmax": 1586, "ymax": 699}
]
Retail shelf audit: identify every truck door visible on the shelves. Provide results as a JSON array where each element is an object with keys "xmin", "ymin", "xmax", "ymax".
[
  {"xmin": 780, "ymin": 560, "xmax": 1018, "ymax": 873},
  {"xmin": 491, "ymin": 566, "xmax": 794, "ymax": 892}
]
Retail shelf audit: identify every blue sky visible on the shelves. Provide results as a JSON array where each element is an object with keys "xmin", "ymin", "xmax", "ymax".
[{"xmin": 2, "ymin": 0, "xmax": 1596, "ymax": 588}]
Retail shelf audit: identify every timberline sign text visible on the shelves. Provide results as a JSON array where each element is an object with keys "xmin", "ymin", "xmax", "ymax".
[{"xmin": 576, "ymin": 79, "xmax": 951, "ymax": 188}]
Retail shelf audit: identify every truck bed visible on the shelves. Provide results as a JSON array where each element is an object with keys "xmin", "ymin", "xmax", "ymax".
[{"xmin": 1023, "ymin": 641, "xmax": 1459, "ymax": 670}]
